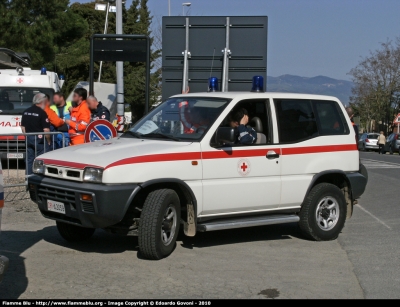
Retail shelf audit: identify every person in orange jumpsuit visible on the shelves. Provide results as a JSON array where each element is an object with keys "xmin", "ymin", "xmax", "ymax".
[
  {"xmin": 65, "ymin": 88, "xmax": 91, "ymax": 145},
  {"xmin": 42, "ymin": 95, "xmax": 68, "ymax": 149}
]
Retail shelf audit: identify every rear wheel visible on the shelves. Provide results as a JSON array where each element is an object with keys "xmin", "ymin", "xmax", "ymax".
[
  {"xmin": 138, "ymin": 189, "xmax": 181, "ymax": 260},
  {"xmin": 299, "ymin": 183, "xmax": 347, "ymax": 241},
  {"xmin": 56, "ymin": 221, "xmax": 95, "ymax": 242}
]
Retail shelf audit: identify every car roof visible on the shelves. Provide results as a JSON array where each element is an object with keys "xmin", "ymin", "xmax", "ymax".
[{"xmin": 170, "ymin": 91, "xmax": 341, "ymax": 102}]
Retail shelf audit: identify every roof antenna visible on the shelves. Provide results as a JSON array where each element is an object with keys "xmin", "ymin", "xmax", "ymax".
[{"xmin": 208, "ymin": 47, "xmax": 216, "ymax": 90}]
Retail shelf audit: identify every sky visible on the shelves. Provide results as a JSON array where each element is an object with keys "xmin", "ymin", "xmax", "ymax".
[{"xmin": 77, "ymin": 0, "xmax": 400, "ymax": 81}]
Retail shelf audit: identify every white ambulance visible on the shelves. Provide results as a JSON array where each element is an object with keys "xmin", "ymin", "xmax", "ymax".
[
  {"xmin": 0, "ymin": 48, "xmax": 64, "ymax": 159},
  {"xmin": 28, "ymin": 91, "xmax": 367, "ymax": 260}
]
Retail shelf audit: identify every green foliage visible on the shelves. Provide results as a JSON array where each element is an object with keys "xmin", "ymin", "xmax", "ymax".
[
  {"xmin": 349, "ymin": 40, "xmax": 400, "ymax": 133},
  {"xmin": 0, "ymin": 0, "xmax": 161, "ymax": 119}
]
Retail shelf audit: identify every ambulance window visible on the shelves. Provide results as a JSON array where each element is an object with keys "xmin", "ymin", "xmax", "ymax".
[
  {"xmin": 127, "ymin": 97, "xmax": 231, "ymax": 141},
  {"xmin": 312, "ymin": 100, "xmax": 349, "ymax": 136},
  {"xmin": 212, "ymin": 99, "xmax": 272, "ymax": 147},
  {"xmin": 274, "ymin": 99, "xmax": 318, "ymax": 143},
  {"xmin": 0, "ymin": 87, "xmax": 54, "ymax": 115}
]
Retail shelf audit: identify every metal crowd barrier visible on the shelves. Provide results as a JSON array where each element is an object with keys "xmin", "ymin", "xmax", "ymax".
[{"xmin": 0, "ymin": 132, "xmax": 66, "ymax": 202}]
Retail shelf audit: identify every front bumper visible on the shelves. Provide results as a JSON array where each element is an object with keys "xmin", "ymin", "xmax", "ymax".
[
  {"xmin": 0, "ymin": 255, "xmax": 9, "ymax": 283},
  {"xmin": 28, "ymin": 175, "xmax": 139, "ymax": 228}
]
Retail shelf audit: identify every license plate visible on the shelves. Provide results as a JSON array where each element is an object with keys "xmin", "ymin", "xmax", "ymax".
[
  {"xmin": 47, "ymin": 200, "xmax": 66, "ymax": 214},
  {"xmin": 7, "ymin": 153, "xmax": 23, "ymax": 159}
]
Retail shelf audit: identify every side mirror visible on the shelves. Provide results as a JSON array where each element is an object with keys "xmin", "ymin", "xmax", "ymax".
[{"xmin": 216, "ymin": 127, "xmax": 235, "ymax": 145}]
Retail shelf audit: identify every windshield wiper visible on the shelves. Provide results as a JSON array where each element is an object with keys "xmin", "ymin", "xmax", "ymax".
[
  {"xmin": 121, "ymin": 131, "xmax": 142, "ymax": 139},
  {"xmin": 144, "ymin": 132, "xmax": 180, "ymax": 141}
]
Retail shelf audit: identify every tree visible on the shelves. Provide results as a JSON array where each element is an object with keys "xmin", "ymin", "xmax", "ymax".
[
  {"xmin": 349, "ymin": 41, "xmax": 400, "ymax": 133},
  {"xmin": 0, "ymin": 0, "xmax": 160, "ymax": 120},
  {"xmin": 0, "ymin": 0, "xmax": 87, "ymax": 69},
  {"xmin": 124, "ymin": 0, "xmax": 161, "ymax": 119}
]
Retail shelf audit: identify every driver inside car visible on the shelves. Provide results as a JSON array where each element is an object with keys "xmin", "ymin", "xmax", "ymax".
[{"xmin": 229, "ymin": 108, "xmax": 257, "ymax": 145}]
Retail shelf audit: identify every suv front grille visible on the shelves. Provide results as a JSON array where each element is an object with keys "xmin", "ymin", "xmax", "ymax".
[
  {"xmin": 37, "ymin": 185, "xmax": 96, "ymax": 214},
  {"xmin": 38, "ymin": 186, "xmax": 76, "ymax": 209}
]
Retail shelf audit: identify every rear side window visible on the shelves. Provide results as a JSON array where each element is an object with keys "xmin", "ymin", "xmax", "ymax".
[
  {"xmin": 275, "ymin": 99, "xmax": 349, "ymax": 143},
  {"xmin": 274, "ymin": 99, "xmax": 318, "ymax": 143},
  {"xmin": 312, "ymin": 100, "xmax": 349, "ymax": 136}
]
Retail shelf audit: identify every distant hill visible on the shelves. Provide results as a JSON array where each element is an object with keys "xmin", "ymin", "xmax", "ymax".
[{"xmin": 267, "ymin": 75, "xmax": 353, "ymax": 104}]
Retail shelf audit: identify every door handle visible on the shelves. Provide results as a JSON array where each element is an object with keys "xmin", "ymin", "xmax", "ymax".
[{"xmin": 266, "ymin": 150, "xmax": 280, "ymax": 159}]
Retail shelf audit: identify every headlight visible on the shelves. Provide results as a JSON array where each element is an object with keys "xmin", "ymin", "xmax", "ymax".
[
  {"xmin": 83, "ymin": 168, "xmax": 103, "ymax": 183},
  {"xmin": 32, "ymin": 160, "xmax": 45, "ymax": 174}
]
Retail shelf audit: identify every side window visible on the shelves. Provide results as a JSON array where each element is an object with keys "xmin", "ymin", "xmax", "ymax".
[
  {"xmin": 274, "ymin": 99, "xmax": 318, "ymax": 143},
  {"xmin": 312, "ymin": 100, "xmax": 349, "ymax": 136},
  {"xmin": 213, "ymin": 99, "xmax": 272, "ymax": 146}
]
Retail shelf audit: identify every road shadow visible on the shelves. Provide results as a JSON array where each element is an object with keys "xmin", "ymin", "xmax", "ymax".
[
  {"xmin": 42, "ymin": 226, "xmax": 139, "ymax": 254},
  {"xmin": 179, "ymin": 222, "xmax": 302, "ymax": 249},
  {"xmin": 0, "ymin": 226, "xmax": 139, "ymax": 299},
  {"xmin": 0, "ymin": 227, "xmax": 53, "ymax": 299},
  {"xmin": 0, "ymin": 222, "xmax": 305, "ymax": 297}
]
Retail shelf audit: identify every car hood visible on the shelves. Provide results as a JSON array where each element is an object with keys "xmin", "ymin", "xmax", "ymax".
[{"xmin": 37, "ymin": 137, "xmax": 197, "ymax": 169}]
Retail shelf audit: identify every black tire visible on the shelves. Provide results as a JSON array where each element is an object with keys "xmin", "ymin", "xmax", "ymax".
[
  {"xmin": 56, "ymin": 221, "xmax": 95, "ymax": 242},
  {"xmin": 299, "ymin": 183, "xmax": 347, "ymax": 241},
  {"xmin": 138, "ymin": 189, "xmax": 181, "ymax": 260}
]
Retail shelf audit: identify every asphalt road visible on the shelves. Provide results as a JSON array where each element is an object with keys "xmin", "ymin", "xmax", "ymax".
[
  {"xmin": 339, "ymin": 151, "xmax": 400, "ymax": 299},
  {"xmin": 0, "ymin": 151, "xmax": 399, "ymax": 299}
]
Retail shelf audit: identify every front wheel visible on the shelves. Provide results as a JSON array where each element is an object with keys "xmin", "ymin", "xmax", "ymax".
[
  {"xmin": 56, "ymin": 221, "xmax": 95, "ymax": 242},
  {"xmin": 299, "ymin": 183, "xmax": 347, "ymax": 241},
  {"xmin": 138, "ymin": 189, "xmax": 181, "ymax": 260}
]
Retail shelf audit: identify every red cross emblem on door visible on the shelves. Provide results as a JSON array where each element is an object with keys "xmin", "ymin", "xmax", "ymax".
[
  {"xmin": 16, "ymin": 77, "xmax": 24, "ymax": 84},
  {"xmin": 237, "ymin": 158, "xmax": 251, "ymax": 176}
]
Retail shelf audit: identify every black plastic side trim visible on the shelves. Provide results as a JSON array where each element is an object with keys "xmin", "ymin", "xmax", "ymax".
[
  {"xmin": 303, "ymin": 170, "xmax": 348, "ymax": 203},
  {"xmin": 139, "ymin": 178, "xmax": 198, "ymax": 226},
  {"xmin": 303, "ymin": 169, "xmax": 367, "ymax": 202},
  {"xmin": 346, "ymin": 172, "xmax": 367, "ymax": 199},
  {"xmin": 197, "ymin": 208, "xmax": 300, "ymax": 223}
]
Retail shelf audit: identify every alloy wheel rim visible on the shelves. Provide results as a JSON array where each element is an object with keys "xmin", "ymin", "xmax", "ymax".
[
  {"xmin": 315, "ymin": 196, "xmax": 340, "ymax": 231},
  {"xmin": 161, "ymin": 205, "xmax": 177, "ymax": 246}
]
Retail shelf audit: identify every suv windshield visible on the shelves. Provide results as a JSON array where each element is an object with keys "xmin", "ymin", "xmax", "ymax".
[
  {"xmin": 0, "ymin": 87, "xmax": 54, "ymax": 115},
  {"xmin": 124, "ymin": 97, "xmax": 231, "ymax": 141}
]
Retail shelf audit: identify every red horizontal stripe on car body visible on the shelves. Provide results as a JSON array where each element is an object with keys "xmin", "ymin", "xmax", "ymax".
[
  {"xmin": 202, "ymin": 148, "xmax": 280, "ymax": 159},
  {"xmin": 39, "ymin": 159, "xmax": 102, "ymax": 170},
  {"xmin": 40, "ymin": 144, "xmax": 358, "ymax": 170},
  {"xmin": 281, "ymin": 144, "xmax": 357, "ymax": 155},
  {"xmin": 105, "ymin": 152, "xmax": 202, "ymax": 169}
]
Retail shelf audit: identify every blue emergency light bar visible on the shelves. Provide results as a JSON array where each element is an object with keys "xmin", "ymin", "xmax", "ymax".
[
  {"xmin": 251, "ymin": 75, "xmax": 264, "ymax": 92},
  {"xmin": 208, "ymin": 77, "xmax": 219, "ymax": 92},
  {"xmin": 59, "ymin": 74, "xmax": 65, "ymax": 80},
  {"xmin": 40, "ymin": 67, "xmax": 47, "ymax": 75}
]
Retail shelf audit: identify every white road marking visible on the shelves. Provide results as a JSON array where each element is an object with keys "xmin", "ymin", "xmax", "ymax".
[
  {"xmin": 361, "ymin": 158, "xmax": 400, "ymax": 169},
  {"xmin": 356, "ymin": 204, "xmax": 391, "ymax": 230}
]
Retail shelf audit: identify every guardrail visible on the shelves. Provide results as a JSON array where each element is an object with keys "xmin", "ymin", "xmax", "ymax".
[{"xmin": 0, "ymin": 132, "xmax": 66, "ymax": 203}]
